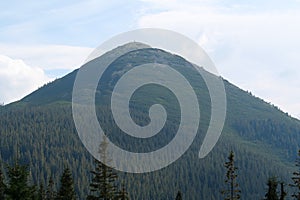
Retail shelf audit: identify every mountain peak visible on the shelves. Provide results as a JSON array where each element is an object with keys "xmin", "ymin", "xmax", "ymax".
[
  {"xmin": 86, "ymin": 41, "xmax": 151, "ymax": 64},
  {"xmin": 119, "ymin": 41, "xmax": 151, "ymax": 49},
  {"xmin": 107, "ymin": 41, "xmax": 152, "ymax": 56}
]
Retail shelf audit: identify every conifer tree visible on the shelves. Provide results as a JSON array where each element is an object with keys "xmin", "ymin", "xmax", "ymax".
[
  {"xmin": 115, "ymin": 183, "xmax": 129, "ymax": 200},
  {"xmin": 87, "ymin": 136, "xmax": 118, "ymax": 200},
  {"xmin": 56, "ymin": 167, "xmax": 76, "ymax": 200},
  {"xmin": 279, "ymin": 182, "xmax": 287, "ymax": 200},
  {"xmin": 221, "ymin": 151, "xmax": 241, "ymax": 200},
  {"xmin": 0, "ymin": 167, "xmax": 6, "ymax": 200},
  {"xmin": 175, "ymin": 191, "xmax": 182, "ymax": 200},
  {"xmin": 5, "ymin": 162, "xmax": 36, "ymax": 200},
  {"xmin": 46, "ymin": 177, "xmax": 56, "ymax": 200},
  {"xmin": 38, "ymin": 182, "xmax": 46, "ymax": 200},
  {"xmin": 265, "ymin": 177, "xmax": 279, "ymax": 200},
  {"xmin": 290, "ymin": 150, "xmax": 300, "ymax": 200}
]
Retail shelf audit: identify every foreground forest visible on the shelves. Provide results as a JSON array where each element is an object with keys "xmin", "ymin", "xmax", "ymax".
[
  {"xmin": 0, "ymin": 101, "xmax": 299, "ymax": 199},
  {"xmin": 0, "ymin": 148, "xmax": 299, "ymax": 199}
]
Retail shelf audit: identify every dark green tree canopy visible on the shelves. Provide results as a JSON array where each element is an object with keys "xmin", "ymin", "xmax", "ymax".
[
  {"xmin": 5, "ymin": 162, "xmax": 36, "ymax": 200},
  {"xmin": 46, "ymin": 177, "xmax": 56, "ymax": 200},
  {"xmin": 115, "ymin": 183, "xmax": 129, "ymax": 200},
  {"xmin": 87, "ymin": 137, "xmax": 119, "ymax": 200},
  {"xmin": 175, "ymin": 191, "xmax": 182, "ymax": 200},
  {"xmin": 38, "ymin": 182, "xmax": 46, "ymax": 200},
  {"xmin": 56, "ymin": 167, "xmax": 76, "ymax": 200},
  {"xmin": 0, "ymin": 166, "xmax": 6, "ymax": 200},
  {"xmin": 221, "ymin": 150, "xmax": 241, "ymax": 200},
  {"xmin": 279, "ymin": 182, "xmax": 287, "ymax": 200},
  {"xmin": 265, "ymin": 177, "xmax": 279, "ymax": 200},
  {"xmin": 291, "ymin": 150, "xmax": 300, "ymax": 200}
]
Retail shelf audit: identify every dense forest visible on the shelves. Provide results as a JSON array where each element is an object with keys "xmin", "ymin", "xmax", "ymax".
[
  {"xmin": 0, "ymin": 44, "xmax": 300, "ymax": 199},
  {"xmin": 0, "ymin": 149, "xmax": 299, "ymax": 199}
]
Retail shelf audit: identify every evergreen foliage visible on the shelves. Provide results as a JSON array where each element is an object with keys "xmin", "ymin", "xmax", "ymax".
[
  {"xmin": 279, "ymin": 182, "xmax": 287, "ymax": 200},
  {"xmin": 221, "ymin": 151, "xmax": 241, "ymax": 200},
  {"xmin": 0, "ymin": 44, "xmax": 300, "ymax": 199},
  {"xmin": 38, "ymin": 182, "xmax": 46, "ymax": 200},
  {"xmin": 291, "ymin": 150, "xmax": 300, "ymax": 200},
  {"xmin": 5, "ymin": 162, "xmax": 36, "ymax": 200},
  {"xmin": 87, "ymin": 137, "xmax": 118, "ymax": 200},
  {"xmin": 175, "ymin": 191, "xmax": 182, "ymax": 200},
  {"xmin": 115, "ymin": 183, "xmax": 129, "ymax": 200},
  {"xmin": 0, "ymin": 167, "xmax": 6, "ymax": 200},
  {"xmin": 265, "ymin": 177, "xmax": 279, "ymax": 200},
  {"xmin": 46, "ymin": 177, "xmax": 56, "ymax": 200},
  {"xmin": 56, "ymin": 167, "xmax": 76, "ymax": 200}
]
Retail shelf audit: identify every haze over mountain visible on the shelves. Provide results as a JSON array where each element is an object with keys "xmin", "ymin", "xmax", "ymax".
[{"xmin": 0, "ymin": 42, "xmax": 299, "ymax": 199}]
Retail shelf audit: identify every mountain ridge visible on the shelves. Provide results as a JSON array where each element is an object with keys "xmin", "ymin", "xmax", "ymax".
[
  {"xmin": 0, "ymin": 42, "xmax": 299, "ymax": 199},
  {"xmin": 9, "ymin": 42, "xmax": 299, "ymax": 121}
]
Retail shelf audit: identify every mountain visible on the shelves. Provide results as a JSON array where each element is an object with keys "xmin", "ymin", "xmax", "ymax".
[{"xmin": 0, "ymin": 42, "xmax": 300, "ymax": 199}]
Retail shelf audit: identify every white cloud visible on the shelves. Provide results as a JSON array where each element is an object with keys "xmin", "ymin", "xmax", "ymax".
[
  {"xmin": 0, "ymin": 55, "xmax": 50, "ymax": 104},
  {"xmin": 0, "ymin": 44, "xmax": 94, "ymax": 104},
  {"xmin": 137, "ymin": 1, "xmax": 300, "ymax": 118},
  {"xmin": 0, "ymin": 44, "xmax": 93, "ymax": 70},
  {"xmin": 1, "ymin": 0, "xmax": 299, "ymax": 119}
]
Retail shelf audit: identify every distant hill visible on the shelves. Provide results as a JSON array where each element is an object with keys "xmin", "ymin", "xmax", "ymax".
[{"xmin": 0, "ymin": 42, "xmax": 299, "ymax": 199}]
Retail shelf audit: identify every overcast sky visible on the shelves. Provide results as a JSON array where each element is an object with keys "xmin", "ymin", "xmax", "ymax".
[{"xmin": 0, "ymin": 0, "xmax": 299, "ymax": 119}]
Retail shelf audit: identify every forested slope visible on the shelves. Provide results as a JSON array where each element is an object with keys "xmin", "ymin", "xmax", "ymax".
[{"xmin": 0, "ymin": 44, "xmax": 299, "ymax": 199}]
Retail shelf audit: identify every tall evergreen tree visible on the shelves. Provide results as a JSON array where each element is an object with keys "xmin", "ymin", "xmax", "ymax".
[
  {"xmin": 115, "ymin": 183, "xmax": 129, "ymax": 200},
  {"xmin": 56, "ymin": 167, "xmax": 76, "ymax": 200},
  {"xmin": 87, "ymin": 136, "xmax": 118, "ymax": 200},
  {"xmin": 38, "ymin": 182, "xmax": 46, "ymax": 200},
  {"xmin": 0, "ymin": 167, "xmax": 6, "ymax": 200},
  {"xmin": 175, "ymin": 191, "xmax": 182, "ymax": 200},
  {"xmin": 5, "ymin": 162, "xmax": 36, "ymax": 200},
  {"xmin": 290, "ymin": 150, "xmax": 300, "ymax": 200},
  {"xmin": 221, "ymin": 151, "xmax": 241, "ymax": 200},
  {"xmin": 265, "ymin": 177, "xmax": 279, "ymax": 200},
  {"xmin": 46, "ymin": 177, "xmax": 56, "ymax": 200},
  {"xmin": 279, "ymin": 182, "xmax": 287, "ymax": 200}
]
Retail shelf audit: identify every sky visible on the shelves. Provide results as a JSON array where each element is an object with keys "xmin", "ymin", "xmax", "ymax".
[{"xmin": 0, "ymin": 0, "xmax": 299, "ymax": 119}]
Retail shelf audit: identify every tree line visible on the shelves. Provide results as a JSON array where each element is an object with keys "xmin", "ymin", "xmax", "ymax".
[
  {"xmin": 219, "ymin": 149, "xmax": 300, "ymax": 200},
  {"xmin": 0, "ymin": 136, "xmax": 178, "ymax": 200},
  {"xmin": 0, "ymin": 148, "xmax": 299, "ymax": 200},
  {"xmin": 0, "ymin": 137, "xmax": 130, "ymax": 200}
]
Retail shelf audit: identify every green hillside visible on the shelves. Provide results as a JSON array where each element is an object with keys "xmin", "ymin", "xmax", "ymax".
[{"xmin": 0, "ymin": 43, "xmax": 299, "ymax": 199}]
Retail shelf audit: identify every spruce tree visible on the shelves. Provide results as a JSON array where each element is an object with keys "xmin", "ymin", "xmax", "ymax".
[
  {"xmin": 291, "ymin": 150, "xmax": 300, "ymax": 200},
  {"xmin": 46, "ymin": 177, "xmax": 56, "ymax": 200},
  {"xmin": 115, "ymin": 183, "xmax": 129, "ymax": 200},
  {"xmin": 0, "ymin": 167, "xmax": 6, "ymax": 200},
  {"xmin": 5, "ymin": 162, "xmax": 36, "ymax": 200},
  {"xmin": 279, "ymin": 182, "xmax": 287, "ymax": 200},
  {"xmin": 221, "ymin": 151, "xmax": 241, "ymax": 200},
  {"xmin": 87, "ymin": 136, "xmax": 118, "ymax": 200},
  {"xmin": 265, "ymin": 177, "xmax": 279, "ymax": 200},
  {"xmin": 38, "ymin": 182, "xmax": 46, "ymax": 200},
  {"xmin": 56, "ymin": 167, "xmax": 76, "ymax": 200},
  {"xmin": 175, "ymin": 191, "xmax": 182, "ymax": 200}
]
